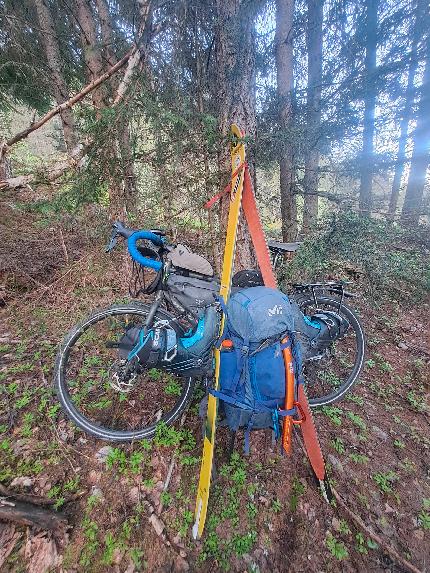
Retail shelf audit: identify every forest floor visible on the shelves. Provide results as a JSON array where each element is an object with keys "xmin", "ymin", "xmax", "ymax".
[{"xmin": 0, "ymin": 198, "xmax": 429, "ymax": 573}]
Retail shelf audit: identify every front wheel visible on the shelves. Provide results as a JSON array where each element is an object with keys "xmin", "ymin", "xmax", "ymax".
[
  {"xmin": 54, "ymin": 303, "xmax": 195, "ymax": 442},
  {"xmin": 295, "ymin": 295, "xmax": 366, "ymax": 407}
]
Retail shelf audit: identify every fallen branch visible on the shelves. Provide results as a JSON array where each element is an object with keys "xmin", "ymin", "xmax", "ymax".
[
  {"xmin": 331, "ymin": 487, "xmax": 423, "ymax": 573},
  {"xmin": 0, "ymin": 498, "xmax": 68, "ymax": 538},
  {"xmin": 0, "ymin": 485, "xmax": 55, "ymax": 507},
  {"xmin": 1, "ymin": 49, "xmax": 135, "ymax": 157},
  {"xmin": 294, "ymin": 433, "xmax": 423, "ymax": 573}
]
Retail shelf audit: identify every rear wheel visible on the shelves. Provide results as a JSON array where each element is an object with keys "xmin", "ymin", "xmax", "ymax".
[
  {"xmin": 295, "ymin": 296, "xmax": 365, "ymax": 407},
  {"xmin": 54, "ymin": 303, "xmax": 195, "ymax": 441}
]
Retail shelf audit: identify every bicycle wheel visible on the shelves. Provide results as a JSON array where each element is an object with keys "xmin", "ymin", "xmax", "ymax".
[
  {"xmin": 54, "ymin": 303, "xmax": 195, "ymax": 441},
  {"xmin": 295, "ymin": 295, "xmax": 365, "ymax": 407}
]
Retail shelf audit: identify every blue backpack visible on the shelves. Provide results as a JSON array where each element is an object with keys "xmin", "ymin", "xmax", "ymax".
[{"xmin": 211, "ymin": 287, "xmax": 303, "ymax": 452}]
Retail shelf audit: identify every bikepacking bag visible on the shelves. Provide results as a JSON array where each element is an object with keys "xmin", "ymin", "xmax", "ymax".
[
  {"xmin": 210, "ymin": 287, "xmax": 304, "ymax": 452},
  {"xmin": 167, "ymin": 273, "xmax": 220, "ymax": 319},
  {"xmin": 117, "ymin": 306, "xmax": 220, "ymax": 378}
]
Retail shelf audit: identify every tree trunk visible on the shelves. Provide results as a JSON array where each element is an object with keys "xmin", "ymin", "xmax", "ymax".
[
  {"xmin": 388, "ymin": 0, "xmax": 425, "ymax": 219},
  {"xmin": 33, "ymin": 0, "xmax": 77, "ymax": 151},
  {"xmin": 401, "ymin": 24, "xmax": 430, "ymax": 224},
  {"xmin": 94, "ymin": 0, "xmax": 116, "ymax": 69},
  {"xmin": 302, "ymin": 0, "xmax": 323, "ymax": 236},
  {"xmin": 359, "ymin": 0, "xmax": 378, "ymax": 216},
  {"xmin": 215, "ymin": 0, "xmax": 256, "ymax": 270},
  {"xmin": 74, "ymin": 0, "xmax": 106, "ymax": 110},
  {"xmin": 275, "ymin": 0, "xmax": 297, "ymax": 241}
]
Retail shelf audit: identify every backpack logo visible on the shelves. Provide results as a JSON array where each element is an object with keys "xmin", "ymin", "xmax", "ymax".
[{"xmin": 268, "ymin": 304, "xmax": 283, "ymax": 316}]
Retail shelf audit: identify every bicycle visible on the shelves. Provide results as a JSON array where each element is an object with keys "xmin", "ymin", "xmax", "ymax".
[{"xmin": 54, "ymin": 223, "xmax": 365, "ymax": 442}]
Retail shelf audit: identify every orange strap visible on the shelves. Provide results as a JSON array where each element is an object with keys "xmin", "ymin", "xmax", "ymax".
[{"xmin": 204, "ymin": 162, "xmax": 246, "ymax": 209}]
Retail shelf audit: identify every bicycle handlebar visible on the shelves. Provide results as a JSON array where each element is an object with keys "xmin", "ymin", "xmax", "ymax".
[{"xmin": 127, "ymin": 231, "xmax": 164, "ymax": 270}]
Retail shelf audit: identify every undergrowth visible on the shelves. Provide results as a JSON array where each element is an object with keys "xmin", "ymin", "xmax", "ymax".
[{"xmin": 280, "ymin": 211, "xmax": 430, "ymax": 301}]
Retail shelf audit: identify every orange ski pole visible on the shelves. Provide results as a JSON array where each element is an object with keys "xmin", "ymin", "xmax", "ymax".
[{"xmin": 281, "ymin": 337, "xmax": 295, "ymax": 455}]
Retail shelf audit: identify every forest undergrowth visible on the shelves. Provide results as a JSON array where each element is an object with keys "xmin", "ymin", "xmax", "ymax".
[{"xmin": 0, "ymin": 198, "xmax": 429, "ymax": 573}]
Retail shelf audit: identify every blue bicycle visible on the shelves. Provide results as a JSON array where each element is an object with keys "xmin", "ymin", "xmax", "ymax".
[{"xmin": 54, "ymin": 222, "xmax": 365, "ymax": 441}]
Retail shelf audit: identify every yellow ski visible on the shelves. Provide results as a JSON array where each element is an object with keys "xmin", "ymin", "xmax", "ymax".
[{"xmin": 192, "ymin": 124, "xmax": 246, "ymax": 539}]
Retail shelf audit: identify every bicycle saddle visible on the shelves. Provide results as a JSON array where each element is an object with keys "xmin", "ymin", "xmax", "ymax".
[{"xmin": 268, "ymin": 240, "xmax": 302, "ymax": 253}]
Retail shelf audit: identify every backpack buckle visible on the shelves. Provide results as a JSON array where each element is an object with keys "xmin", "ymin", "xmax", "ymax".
[{"xmin": 292, "ymin": 401, "xmax": 306, "ymax": 425}]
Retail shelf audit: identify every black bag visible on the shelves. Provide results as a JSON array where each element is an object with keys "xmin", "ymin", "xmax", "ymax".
[{"xmin": 167, "ymin": 273, "xmax": 219, "ymax": 318}]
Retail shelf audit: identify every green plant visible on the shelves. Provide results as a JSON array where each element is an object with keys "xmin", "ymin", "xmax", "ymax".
[
  {"xmin": 154, "ymin": 421, "xmax": 183, "ymax": 447},
  {"xmin": 372, "ymin": 471, "xmax": 398, "ymax": 494},
  {"xmin": 393, "ymin": 439, "xmax": 405, "ymax": 449},
  {"xmin": 80, "ymin": 518, "xmax": 99, "ymax": 567},
  {"xmin": 321, "ymin": 406, "xmax": 343, "ymax": 426},
  {"xmin": 326, "ymin": 533, "xmax": 348, "ymax": 560},
  {"xmin": 290, "ymin": 477, "xmax": 306, "ymax": 511},
  {"xmin": 406, "ymin": 390, "xmax": 425, "ymax": 412},
  {"xmin": 347, "ymin": 412, "xmax": 367, "ymax": 431},
  {"xmin": 347, "ymin": 394, "xmax": 364, "ymax": 406},
  {"xmin": 349, "ymin": 453, "xmax": 369, "ymax": 464},
  {"xmin": 272, "ymin": 498, "xmax": 282, "ymax": 513},
  {"xmin": 160, "ymin": 491, "xmax": 172, "ymax": 506},
  {"xmin": 336, "ymin": 519, "xmax": 351, "ymax": 535},
  {"xmin": 355, "ymin": 532, "xmax": 378, "ymax": 554},
  {"xmin": 331, "ymin": 437, "xmax": 345, "ymax": 454},
  {"xmin": 418, "ymin": 499, "xmax": 430, "ymax": 530}
]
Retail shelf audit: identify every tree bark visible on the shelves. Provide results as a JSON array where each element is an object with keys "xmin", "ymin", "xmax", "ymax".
[
  {"xmin": 215, "ymin": 0, "xmax": 256, "ymax": 270},
  {"xmin": 33, "ymin": 0, "xmax": 77, "ymax": 151},
  {"xmin": 275, "ymin": 0, "xmax": 297, "ymax": 241},
  {"xmin": 388, "ymin": 0, "xmax": 425, "ymax": 219},
  {"xmin": 75, "ymin": 0, "xmax": 106, "ymax": 110},
  {"xmin": 94, "ymin": 0, "xmax": 116, "ymax": 69},
  {"xmin": 359, "ymin": 0, "xmax": 378, "ymax": 216},
  {"xmin": 401, "ymin": 21, "xmax": 430, "ymax": 224},
  {"xmin": 302, "ymin": 0, "xmax": 323, "ymax": 236}
]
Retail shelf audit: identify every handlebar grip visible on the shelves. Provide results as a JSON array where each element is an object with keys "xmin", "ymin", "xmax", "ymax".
[{"xmin": 127, "ymin": 231, "xmax": 164, "ymax": 270}]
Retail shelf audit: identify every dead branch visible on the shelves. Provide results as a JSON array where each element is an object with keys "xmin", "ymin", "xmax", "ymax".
[
  {"xmin": 0, "ymin": 498, "xmax": 68, "ymax": 538},
  {"xmin": 0, "ymin": 143, "xmax": 90, "ymax": 192},
  {"xmin": 1, "ymin": 48, "xmax": 135, "ymax": 157},
  {"xmin": 113, "ymin": 0, "xmax": 152, "ymax": 105},
  {"xmin": 0, "ymin": 485, "xmax": 55, "ymax": 507},
  {"xmin": 331, "ymin": 487, "xmax": 423, "ymax": 573}
]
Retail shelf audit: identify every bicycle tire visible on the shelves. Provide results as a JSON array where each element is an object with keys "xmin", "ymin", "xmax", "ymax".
[
  {"xmin": 295, "ymin": 295, "xmax": 365, "ymax": 407},
  {"xmin": 54, "ymin": 302, "xmax": 195, "ymax": 442}
]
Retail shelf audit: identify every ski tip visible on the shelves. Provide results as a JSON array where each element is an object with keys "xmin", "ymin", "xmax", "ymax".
[
  {"xmin": 192, "ymin": 522, "xmax": 200, "ymax": 540},
  {"xmin": 319, "ymin": 477, "xmax": 334, "ymax": 504},
  {"xmin": 192, "ymin": 498, "xmax": 203, "ymax": 540}
]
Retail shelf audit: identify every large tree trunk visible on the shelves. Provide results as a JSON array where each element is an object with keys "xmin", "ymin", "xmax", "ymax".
[
  {"xmin": 401, "ymin": 24, "xmax": 430, "ymax": 224},
  {"xmin": 275, "ymin": 0, "xmax": 297, "ymax": 241},
  {"xmin": 302, "ymin": 0, "xmax": 323, "ymax": 236},
  {"xmin": 359, "ymin": 0, "xmax": 378, "ymax": 216},
  {"xmin": 74, "ymin": 0, "xmax": 106, "ymax": 110},
  {"xmin": 33, "ymin": 0, "xmax": 77, "ymax": 151},
  {"xmin": 388, "ymin": 0, "xmax": 424, "ymax": 219},
  {"xmin": 215, "ymin": 0, "xmax": 256, "ymax": 270}
]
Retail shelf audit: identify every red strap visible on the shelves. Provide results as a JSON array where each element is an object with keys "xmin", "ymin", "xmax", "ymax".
[
  {"xmin": 242, "ymin": 165, "xmax": 277, "ymax": 288},
  {"xmin": 204, "ymin": 162, "xmax": 246, "ymax": 209}
]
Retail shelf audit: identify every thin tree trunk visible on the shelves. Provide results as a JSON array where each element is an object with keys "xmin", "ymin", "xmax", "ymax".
[
  {"xmin": 359, "ymin": 0, "xmax": 378, "ymax": 216},
  {"xmin": 75, "ymin": 0, "xmax": 106, "ymax": 110},
  {"xmin": 33, "ymin": 0, "xmax": 77, "ymax": 151},
  {"xmin": 401, "ymin": 23, "xmax": 430, "ymax": 224},
  {"xmin": 275, "ymin": 0, "xmax": 297, "ymax": 241},
  {"xmin": 302, "ymin": 0, "xmax": 323, "ymax": 236},
  {"xmin": 194, "ymin": 8, "xmax": 221, "ymax": 273},
  {"xmin": 388, "ymin": 0, "xmax": 424, "ymax": 219},
  {"xmin": 94, "ymin": 0, "xmax": 116, "ymax": 69},
  {"xmin": 215, "ymin": 0, "xmax": 256, "ymax": 270}
]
